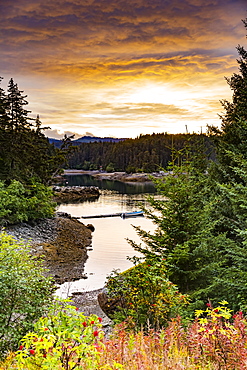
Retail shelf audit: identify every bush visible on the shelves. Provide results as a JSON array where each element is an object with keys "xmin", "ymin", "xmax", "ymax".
[
  {"xmin": 0, "ymin": 179, "xmax": 55, "ymax": 225},
  {"xmin": 106, "ymin": 258, "xmax": 189, "ymax": 331},
  {"xmin": 14, "ymin": 300, "xmax": 104, "ymax": 370},
  {"xmin": 105, "ymin": 163, "xmax": 115, "ymax": 172},
  {"xmin": 0, "ymin": 232, "xmax": 55, "ymax": 356}
]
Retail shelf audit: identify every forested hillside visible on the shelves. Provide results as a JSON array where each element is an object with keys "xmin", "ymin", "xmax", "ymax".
[{"xmin": 68, "ymin": 132, "xmax": 215, "ymax": 172}]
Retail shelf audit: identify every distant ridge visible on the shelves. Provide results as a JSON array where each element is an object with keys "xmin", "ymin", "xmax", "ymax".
[{"xmin": 48, "ymin": 135, "xmax": 126, "ymax": 147}]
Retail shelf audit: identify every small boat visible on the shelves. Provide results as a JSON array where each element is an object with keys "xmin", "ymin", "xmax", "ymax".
[{"xmin": 121, "ymin": 211, "xmax": 144, "ymax": 219}]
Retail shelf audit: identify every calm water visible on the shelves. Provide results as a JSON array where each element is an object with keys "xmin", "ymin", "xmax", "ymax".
[
  {"xmin": 57, "ymin": 175, "xmax": 157, "ymax": 296},
  {"xmin": 64, "ymin": 174, "xmax": 156, "ymax": 194}
]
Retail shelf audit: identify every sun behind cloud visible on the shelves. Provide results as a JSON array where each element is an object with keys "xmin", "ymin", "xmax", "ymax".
[{"xmin": 0, "ymin": 0, "xmax": 246, "ymax": 137}]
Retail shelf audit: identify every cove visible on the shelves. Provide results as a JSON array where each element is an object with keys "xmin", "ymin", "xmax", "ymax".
[{"xmin": 57, "ymin": 175, "xmax": 157, "ymax": 297}]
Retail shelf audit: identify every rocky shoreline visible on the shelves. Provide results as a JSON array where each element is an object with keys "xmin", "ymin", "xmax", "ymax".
[
  {"xmin": 53, "ymin": 185, "xmax": 100, "ymax": 203},
  {"xmin": 5, "ymin": 213, "xmax": 92, "ymax": 284},
  {"xmin": 63, "ymin": 169, "xmax": 164, "ymax": 182}
]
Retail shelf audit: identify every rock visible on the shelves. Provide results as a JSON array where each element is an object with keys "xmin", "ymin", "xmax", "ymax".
[
  {"xmin": 72, "ymin": 289, "xmax": 113, "ymax": 336},
  {"xmin": 98, "ymin": 289, "xmax": 126, "ymax": 318},
  {"xmin": 5, "ymin": 216, "xmax": 93, "ymax": 284},
  {"xmin": 86, "ymin": 223, "xmax": 95, "ymax": 232},
  {"xmin": 53, "ymin": 186, "xmax": 100, "ymax": 203}
]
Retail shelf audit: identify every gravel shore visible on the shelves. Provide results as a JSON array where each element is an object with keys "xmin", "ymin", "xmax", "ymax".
[{"xmin": 71, "ymin": 289, "xmax": 113, "ymax": 335}]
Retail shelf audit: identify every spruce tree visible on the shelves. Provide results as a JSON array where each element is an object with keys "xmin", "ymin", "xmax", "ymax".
[{"xmin": 209, "ymin": 18, "xmax": 247, "ymax": 183}]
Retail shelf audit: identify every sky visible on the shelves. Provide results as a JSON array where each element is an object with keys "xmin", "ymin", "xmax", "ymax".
[{"xmin": 1, "ymin": 0, "xmax": 247, "ymax": 139}]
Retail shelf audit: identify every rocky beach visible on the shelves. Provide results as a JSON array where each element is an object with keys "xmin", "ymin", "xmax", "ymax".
[
  {"xmin": 5, "ymin": 213, "xmax": 92, "ymax": 284},
  {"xmin": 5, "ymin": 211, "xmax": 113, "ymax": 331}
]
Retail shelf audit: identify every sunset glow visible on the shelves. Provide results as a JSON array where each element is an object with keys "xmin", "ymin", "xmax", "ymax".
[{"xmin": 1, "ymin": 0, "xmax": 246, "ymax": 138}]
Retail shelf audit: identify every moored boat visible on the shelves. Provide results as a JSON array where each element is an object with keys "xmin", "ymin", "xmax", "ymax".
[{"xmin": 121, "ymin": 211, "xmax": 144, "ymax": 219}]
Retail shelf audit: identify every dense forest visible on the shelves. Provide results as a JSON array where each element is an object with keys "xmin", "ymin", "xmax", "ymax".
[{"xmin": 68, "ymin": 132, "xmax": 215, "ymax": 172}]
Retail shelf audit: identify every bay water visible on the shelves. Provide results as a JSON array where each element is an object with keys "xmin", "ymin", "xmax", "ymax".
[{"xmin": 57, "ymin": 175, "xmax": 157, "ymax": 296}]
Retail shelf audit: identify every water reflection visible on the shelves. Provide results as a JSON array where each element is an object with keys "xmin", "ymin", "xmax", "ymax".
[
  {"xmin": 64, "ymin": 174, "xmax": 156, "ymax": 194},
  {"xmin": 57, "ymin": 191, "xmax": 157, "ymax": 295}
]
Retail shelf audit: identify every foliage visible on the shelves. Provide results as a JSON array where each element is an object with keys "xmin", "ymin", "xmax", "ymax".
[
  {"xmin": 4, "ymin": 302, "xmax": 247, "ymax": 369},
  {"xmin": 189, "ymin": 301, "xmax": 247, "ymax": 368},
  {"xmin": 0, "ymin": 77, "xmax": 74, "ymax": 186},
  {"xmin": 126, "ymin": 157, "xmax": 247, "ymax": 313},
  {"xmin": 13, "ymin": 299, "xmax": 104, "ymax": 370},
  {"xmin": 208, "ymin": 19, "xmax": 247, "ymax": 184},
  {"xmin": 0, "ymin": 231, "xmax": 55, "ymax": 357},
  {"xmin": 121, "ymin": 20, "xmax": 247, "ymax": 316},
  {"xmin": 105, "ymin": 162, "xmax": 115, "ymax": 172},
  {"xmin": 0, "ymin": 179, "xmax": 55, "ymax": 225},
  {"xmin": 106, "ymin": 258, "xmax": 189, "ymax": 331},
  {"xmin": 68, "ymin": 132, "xmax": 214, "ymax": 172},
  {"xmin": 128, "ymin": 165, "xmax": 211, "ymax": 291}
]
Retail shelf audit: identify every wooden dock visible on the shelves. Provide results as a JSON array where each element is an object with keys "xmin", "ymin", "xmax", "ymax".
[
  {"xmin": 80, "ymin": 213, "xmax": 122, "ymax": 219},
  {"xmin": 80, "ymin": 211, "xmax": 144, "ymax": 219}
]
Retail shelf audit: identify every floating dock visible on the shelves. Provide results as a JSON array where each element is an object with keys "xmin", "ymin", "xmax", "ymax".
[
  {"xmin": 80, "ymin": 213, "xmax": 122, "ymax": 219},
  {"xmin": 80, "ymin": 211, "xmax": 144, "ymax": 219}
]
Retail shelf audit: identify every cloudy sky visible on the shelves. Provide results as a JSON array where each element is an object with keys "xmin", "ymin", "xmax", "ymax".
[{"xmin": 1, "ymin": 0, "xmax": 247, "ymax": 138}]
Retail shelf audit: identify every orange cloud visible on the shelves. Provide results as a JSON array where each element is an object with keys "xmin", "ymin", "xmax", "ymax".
[{"xmin": 1, "ymin": 0, "xmax": 246, "ymax": 137}]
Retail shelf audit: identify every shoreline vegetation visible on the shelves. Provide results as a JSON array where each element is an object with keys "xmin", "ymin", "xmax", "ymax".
[{"xmin": 63, "ymin": 169, "xmax": 165, "ymax": 182}]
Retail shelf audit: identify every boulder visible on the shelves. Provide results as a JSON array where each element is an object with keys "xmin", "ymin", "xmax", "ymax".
[
  {"xmin": 53, "ymin": 186, "xmax": 100, "ymax": 203},
  {"xmin": 98, "ymin": 289, "xmax": 126, "ymax": 318}
]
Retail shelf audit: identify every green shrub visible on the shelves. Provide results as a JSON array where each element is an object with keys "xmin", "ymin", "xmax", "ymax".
[
  {"xmin": 106, "ymin": 258, "xmax": 189, "ymax": 331},
  {"xmin": 0, "ymin": 179, "xmax": 55, "ymax": 225},
  {"xmin": 15, "ymin": 299, "xmax": 104, "ymax": 370},
  {"xmin": 0, "ymin": 232, "xmax": 55, "ymax": 356}
]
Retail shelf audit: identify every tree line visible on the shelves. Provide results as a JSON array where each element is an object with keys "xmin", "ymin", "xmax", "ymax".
[{"xmin": 68, "ymin": 132, "xmax": 215, "ymax": 172}]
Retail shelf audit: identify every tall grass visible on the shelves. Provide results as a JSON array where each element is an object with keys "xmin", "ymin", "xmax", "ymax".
[{"xmin": 1, "ymin": 302, "xmax": 247, "ymax": 370}]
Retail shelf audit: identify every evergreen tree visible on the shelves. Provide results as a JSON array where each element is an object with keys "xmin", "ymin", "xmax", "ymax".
[
  {"xmin": 0, "ymin": 77, "xmax": 75, "ymax": 223},
  {"xmin": 128, "ymin": 18, "xmax": 247, "ymax": 312},
  {"xmin": 209, "ymin": 18, "xmax": 247, "ymax": 183}
]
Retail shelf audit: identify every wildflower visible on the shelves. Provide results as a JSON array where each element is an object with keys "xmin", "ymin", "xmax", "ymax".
[
  {"xmin": 44, "ymin": 327, "xmax": 49, "ymax": 331},
  {"xmin": 93, "ymin": 330, "xmax": 99, "ymax": 337},
  {"xmin": 90, "ymin": 320, "xmax": 95, "ymax": 325},
  {"xmin": 206, "ymin": 303, "xmax": 211, "ymax": 307},
  {"xmin": 75, "ymin": 307, "xmax": 79, "ymax": 311},
  {"xmin": 98, "ymin": 317, "xmax": 102, "ymax": 323},
  {"xmin": 19, "ymin": 345, "xmax": 23, "ymax": 350},
  {"xmin": 82, "ymin": 321, "xmax": 87, "ymax": 327},
  {"xmin": 29, "ymin": 349, "xmax": 35, "ymax": 355}
]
